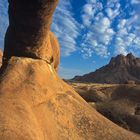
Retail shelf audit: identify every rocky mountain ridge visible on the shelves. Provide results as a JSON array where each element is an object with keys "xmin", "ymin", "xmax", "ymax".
[{"xmin": 72, "ymin": 53, "xmax": 140, "ymax": 84}]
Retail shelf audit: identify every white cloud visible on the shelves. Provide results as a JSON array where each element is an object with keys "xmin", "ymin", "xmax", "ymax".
[
  {"xmin": 83, "ymin": 4, "xmax": 93, "ymax": 16},
  {"xmin": 117, "ymin": 19, "xmax": 127, "ymax": 29},
  {"xmin": 102, "ymin": 17, "xmax": 110, "ymax": 27},
  {"xmin": 126, "ymin": 14, "xmax": 138, "ymax": 26},
  {"xmin": 81, "ymin": 1, "xmax": 116, "ymax": 58},
  {"xmin": 131, "ymin": 0, "xmax": 140, "ymax": 4},
  {"xmin": 82, "ymin": 14, "xmax": 92, "ymax": 27},
  {"xmin": 106, "ymin": 8, "xmax": 114, "ymax": 19},
  {"xmin": 106, "ymin": 3, "xmax": 120, "ymax": 19},
  {"xmin": 134, "ymin": 37, "xmax": 140, "ymax": 45},
  {"xmin": 81, "ymin": 47, "xmax": 93, "ymax": 58},
  {"xmin": 87, "ymin": 0, "xmax": 97, "ymax": 3},
  {"xmin": 115, "ymin": 45, "xmax": 128, "ymax": 55},
  {"xmin": 51, "ymin": 0, "xmax": 80, "ymax": 57},
  {"xmin": 81, "ymin": 0, "xmax": 140, "ymax": 58},
  {"xmin": 114, "ymin": 15, "xmax": 140, "ymax": 55}
]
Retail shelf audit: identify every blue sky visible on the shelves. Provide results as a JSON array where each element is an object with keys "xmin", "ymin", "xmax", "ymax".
[{"xmin": 0, "ymin": 0, "xmax": 140, "ymax": 79}]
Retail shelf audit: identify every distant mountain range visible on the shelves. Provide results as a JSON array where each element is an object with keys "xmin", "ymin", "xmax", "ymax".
[{"xmin": 72, "ymin": 53, "xmax": 140, "ymax": 84}]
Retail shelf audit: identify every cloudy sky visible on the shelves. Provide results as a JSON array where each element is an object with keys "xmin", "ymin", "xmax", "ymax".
[{"xmin": 0, "ymin": 0, "xmax": 140, "ymax": 78}]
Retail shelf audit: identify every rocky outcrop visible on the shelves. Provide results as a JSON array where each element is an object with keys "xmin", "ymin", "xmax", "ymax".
[
  {"xmin": 49, "ymin": 31, "xmax": 60, "ymax": 71},
  {"xmin": 3, "ymin": 0, "xmax": 59, "ymax": 65},
  {"xmin": 0, "ymin": 57, "xmax": 139, "ymax": 140},
  {"xmin": 72, "ymin": 53, "xmax": 140, "ymax": 84},
  {"xmin": 0, "ymin": 0, "xmax": 139, "ymax": 140}
]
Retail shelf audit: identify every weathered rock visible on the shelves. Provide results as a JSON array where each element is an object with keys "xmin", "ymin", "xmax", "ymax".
[
  {"xmin": 0, "ymin": 57, "xmax": 139, "ymax": 140},
  {"xmin": 3, "ymin": 0, "xmax": 58, "ymax": 65},
  {"xmin": 49, "ymin": 31, "xmax": 60, "ymax": 71}
]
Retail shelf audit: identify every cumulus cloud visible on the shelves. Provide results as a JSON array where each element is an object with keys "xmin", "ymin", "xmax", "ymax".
[
  {"xmin": 114, "ymin": 12, "xmax": 140, "ymax": 55},
  {"xmin": 83, "ymin": 4, "xmax": 93, "ymax": 16},
  {"xmin": 81, "ymin": 0, "xmax": 140, "ymax": 58},
  {"xmin": 117, "ymin": 19, "xmax": 127, "ymax": 29},
  {"xmin": 106, "ymin": 2, "xmax": 120, "ymax": 19},
  {"xmin": 81, "ymin": 0, "xmax": 116, "ymax": 58},
  {"xmin": 131, "ymin": 0, "xmax": 140, "ymax": 4},
  {"xmin": 51, "ymin": 0, "xmax": 80, "ymax": 56}
]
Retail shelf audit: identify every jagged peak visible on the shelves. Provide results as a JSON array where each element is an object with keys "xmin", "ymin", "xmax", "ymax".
[
  {"xmin": 109, "ymin": 54, "xmax": 126, "ymax": 65},
  {"xmin": 72, "ymin": 53, "xmax": 140, "ymax": 84},
  {"xmin": 126, "ymin": 53, "xmax": 135, "ymax": 59},
  {"xmin": 109, "ymin": 53, "xmax": 136, "ymax": 66}
]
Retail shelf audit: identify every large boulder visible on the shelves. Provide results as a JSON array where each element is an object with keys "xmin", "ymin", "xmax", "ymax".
[{"xmin": 3, "ymin": 0, "xmax": 58, "ymax": 65}]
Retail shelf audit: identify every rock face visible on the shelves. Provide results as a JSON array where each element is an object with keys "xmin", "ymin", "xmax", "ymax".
[
  {"xmin": 0, "ymin": 0, "xmax": 140, "ymax": 140},
  {"xmin": 72, "ymin": 53, "xmax": 140, "ymax": 84},
  {"xmin": 0, "ymin": 57, "xmax": 140, "ymax": 140},
  {"xmin": 3, "ymin": 0, "xmax": 59, "ymax": 65},
  {"xmin": 49, "ymin": 31, "xmax": 60, "ymax": 71}
]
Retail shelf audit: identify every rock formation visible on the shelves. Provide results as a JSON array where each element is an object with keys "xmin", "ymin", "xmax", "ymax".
[
  {"xmin": 3, "ymin": 0, "xmax": 59, "ymax": 67},
  {"xmin": 72, "ymin": 53, "xmax": 140, "ymax": 84},
  {"xmin": 1, "ymin": 57, "xmax": 140, "ymax": 140},
  {"xmin": 49, "ymin": 31, "xmax": 60, "ymax": 71},
  {"xmin": 0, "ymin": 0, "xmax": 139, "ymax": 140}
]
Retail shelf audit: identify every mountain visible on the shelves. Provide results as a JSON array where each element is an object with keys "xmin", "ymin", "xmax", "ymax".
[{"xmin": 72, "ymin": 53, "xmax": 140, "ymax": 84}]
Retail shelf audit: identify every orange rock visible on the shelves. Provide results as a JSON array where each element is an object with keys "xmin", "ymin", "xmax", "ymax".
[
  {"xmin": 0, "ymin": 57, "xmax": 139, "ymax": 140},
  {"xmin": 49, "ymin": 31, "xmax": 60, "ymax": 71},
  {"xmin": 3, "ymin": 0, "xmax": 59, "ymax": 64}
]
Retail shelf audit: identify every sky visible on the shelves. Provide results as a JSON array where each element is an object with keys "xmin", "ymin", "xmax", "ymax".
[{"xmin": 0, "ymin": 0, "xmax": 140, "ymax": 79}]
